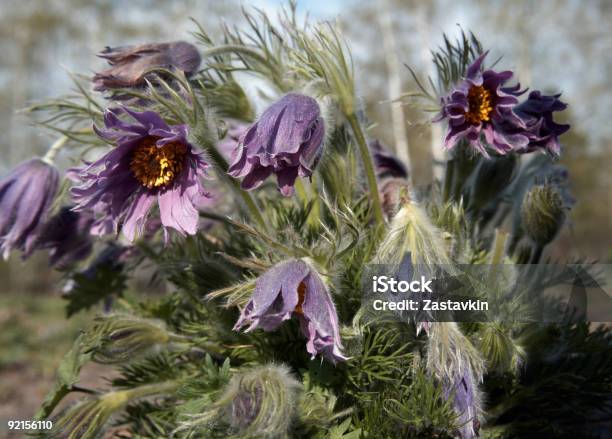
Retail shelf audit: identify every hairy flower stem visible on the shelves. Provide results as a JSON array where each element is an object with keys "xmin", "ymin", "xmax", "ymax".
[
  {"xmin": 346, "ymin": 114, "xmax": 384, "ymax": 226},
  {"xmin": 195, "ymin": 133, "xmax": 267, "ymax": 231},
  {"xmin": 442, "ymin": 159, "xmax": 454, "ymax": 203},
  {"xmin": 42, "ymin": 135, "xmax": 69, "ymax": 165},
  {"xmin": 488, "ymin": 229, "xmax": 508, "ymax": 285},
  {"xmin": 124, "ymin": 381, "xmax": 178, "ymax": 400},
  {"xmin": 309, "ymin": 176, "xmax": 322, "ymax": 225},
  {"xmin": 444, "ymin": 143, "xmax": 481, "ymax": 203}
]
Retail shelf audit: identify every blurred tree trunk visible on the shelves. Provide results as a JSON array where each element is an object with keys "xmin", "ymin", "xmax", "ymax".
[{"xmin": 377, "ymin": 0, "xmax": 412, "ymax": 183}]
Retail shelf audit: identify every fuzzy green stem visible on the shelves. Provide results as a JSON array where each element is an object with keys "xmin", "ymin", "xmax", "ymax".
[
  {"xmin": 488, "ymin": 229, "xmax": 508, "ymax": 285},
  {"xmin": 329, "ymin": 407, "xmax": 355, "ymax": 421},
  {"xmin": 490, "ymin": 229, "xmax": 508, "ymax": 266},
  {"xmin": 199, "ymin": 210, "xmax": 233, "ymax": 226},
  {"xmin": 309, "ymin": 175, "xmax": 321, "ymax": 225},
  {"xmin": 346, "ymin": 114, "xmax": 384, "ymax": 226},
  {"xmin": 443, "ymin": 159, "xmax": 455, "ymax": 203},
  {"xmin": 167, "ymin": 334, "xmax": 226, "ymax": 356},
  {"xmin": 42, "ymin": 135, "xmax": 69, "ymax": 165},
  {"xmin": 124, "ymin": 381, "xmax": 178, "ymax": 401}
]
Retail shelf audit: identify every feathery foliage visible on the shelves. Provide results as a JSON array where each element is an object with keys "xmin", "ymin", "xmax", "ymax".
[{"xmin": 18, "ymin": 3, "xmax": 611, "ymax": 439}]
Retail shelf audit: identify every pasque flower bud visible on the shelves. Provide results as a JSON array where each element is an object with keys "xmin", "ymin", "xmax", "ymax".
[
  {"xmin": 380, "ymin": 178, "xmax": 411, "ymax": 219},
  {"xmin": 0, "ymin": 158, "xmax": 59, "ymax": 259},
  {"xmin": 89, "ymin": 315, "xmax": 176, "ymax": 364},
  {"xmin": 180, "ymin": 364, "xmax": 301, "ymax": 438},
  {"xmin": 223, "ymin": 365, "xmax": 300, "ymax": 437},
  {"xmin": 521, "ymin": 184, "xmax": 567, "ymax": 246},
  {"xmin": 51, "ymin": 382, "xmax": 176, "ymax": 439}
]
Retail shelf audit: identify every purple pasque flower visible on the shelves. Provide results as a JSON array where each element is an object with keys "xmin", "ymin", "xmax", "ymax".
[
  {"xmin": 514, "ymin": 91, "xmax": 569, "ymax": 155},
  {"xmin": 228, "ymin": 94, "xmax": 325, "ymax": 196},
  {"xmin": 234, "ymin": 259, "xmax": 347, "ymax": 363},
  {"xmin": 444, "ymin": 371, "xmax": 481, "ymax": 439},
  {"xmin": 0, "ymin": 158, "xmax": 59, "ymax": 259},
  {"xmin": 93, "ymin": 41, "xmax": 201, "ymax": 92},
  {"xmin": 435, "ymin": 51, "xmax": 528, "ymax": 156},
  {"xmin": 369, "ymin": 139, "xmax": 409, "ymax": 179},
  {"xmin": 71, "ymin": 108, "xmax": 210, "ymax": 241},
  {"xmin": 36, "ymin": 207, "xmax": 94, "ymax": 268}
]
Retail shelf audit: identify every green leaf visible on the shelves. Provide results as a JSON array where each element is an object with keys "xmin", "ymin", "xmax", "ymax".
[
  {"xmin": 34, "ymin": 333, "xmax": 99, "ymax": 420},
  {"xmin": 64, "ymin": 254, "xmax": 127, "ymax": 317},
  {"xmin": 326, "ymin": 418, "xmax": 361, "ymax": 439}
]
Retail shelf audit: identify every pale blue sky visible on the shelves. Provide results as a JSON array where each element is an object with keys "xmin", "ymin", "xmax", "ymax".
[{"xmin": 249, "ymin": 0, "xmax": 346, "ymax": 17}]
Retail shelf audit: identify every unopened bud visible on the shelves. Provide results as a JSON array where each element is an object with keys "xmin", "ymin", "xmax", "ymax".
[
  {"xmin": 88, "ymin": 315, "xmax": 175, "ymax": 364},
  {"xmin": 220, "ymin": 364, "xmax": 301, "ymax": 437},
  {"xmin": 51, "ymin": 383, "xmax": 175, "ymax": 438},
  {"xmin": 521, "ymin": 184, "xmax": 566, "ymax": 246},
  {"xmin": 50, "ymin": 391, "xmax": 130, "ymax": 439},
  {"xmin": 380, "ymin": 178, "xmax": 411, "ymax": 219}
]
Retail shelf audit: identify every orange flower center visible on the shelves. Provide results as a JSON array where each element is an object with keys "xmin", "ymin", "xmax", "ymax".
[
  {"xmin": 465, "ymin": 85, "xmax": 493, "ymax": 125},
  {"xmin": 130, "ymin": 137, "xmax": 187, "ymax": 189},
  {"xmin": 294, "ymin": 282, "xmax": 306, "ymax": 315}
]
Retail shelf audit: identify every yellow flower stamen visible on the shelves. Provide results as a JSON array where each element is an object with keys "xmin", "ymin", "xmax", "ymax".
[
  {"xmin": 465, "ymin": 85, "xmax": 494, "ymax": 125},
  {"xmin": 130, "ymin": 137, "xmax": 187, "ymax": 189}
]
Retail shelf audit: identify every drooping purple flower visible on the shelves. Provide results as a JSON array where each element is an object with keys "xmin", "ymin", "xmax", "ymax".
[
  {"xmin": 71, "ymin": 108, "xmax": 210, "ymax": 241},
  {"xmin": 93, "ymin": 41, "xmax": 201, "ymax": 92},
  {"xmin": 369, "ymin": 139, "xmax": 409, "ymax": 179},
  {"xmin": 435, "ymin": 51, "xmax": 528, "ymax": 156},
  {"xmin": 36, "ymin": 207, "xmax": 94, "ymax": 268},
  {"xmin": 514, "ymin": 91, "xmax": 570, "ymax": 156},
  {"xmin": 443, "ymin": 371, "xmax": 481, "ymax": 439},
  {"xmin": 228, "ymin": 94, "xmax": 325, "ymax": 196},
  {"xmin": 234, "ymin": 259, "xmax": 346, "ymax": 363},
  {"xmin": 0, "ymin": 158, "xmax": 59, "ymax": 259}
]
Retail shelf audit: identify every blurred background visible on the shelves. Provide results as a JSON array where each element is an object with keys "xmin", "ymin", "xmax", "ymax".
[{"xmin": 0, "ymin": 0, "xmax": 611, "ymax": 431}]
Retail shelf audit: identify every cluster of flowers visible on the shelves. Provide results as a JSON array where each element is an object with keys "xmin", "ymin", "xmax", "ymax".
[
  {"xmin": 0, "ymin": 42, "xmax": 569, "ymax": 367},
  {"xmin": 435, "ymin": 51, "xmax": 569, "ymax": 157},
  {"xmin": 0, "ymin": 41, "xmax": 342, "ymax": 362}
]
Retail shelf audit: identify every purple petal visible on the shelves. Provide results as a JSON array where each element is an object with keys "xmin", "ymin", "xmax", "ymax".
[
  {"xmin": 227, "ymin": 94, "xmax": 325, "ymax": 194},
  {"xmin": 122, "ymin": 189, "xmax": 156, "ymax": 241}
]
